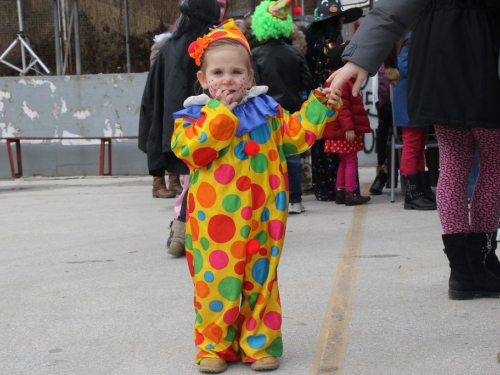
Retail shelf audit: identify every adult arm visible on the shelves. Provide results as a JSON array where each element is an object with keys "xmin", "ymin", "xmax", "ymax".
[{"xmin": 327, "ymin": 0, "xmax": 429, "ymax": 96}]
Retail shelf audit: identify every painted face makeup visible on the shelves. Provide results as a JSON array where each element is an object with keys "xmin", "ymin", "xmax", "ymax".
[{"xmin": 199, "ymin": 44, "xmax": 253, "ymax": 104}]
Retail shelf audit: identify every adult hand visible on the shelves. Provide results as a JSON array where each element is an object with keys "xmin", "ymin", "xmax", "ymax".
[{"xmin": 326, "ymin": 62, "xmax": 369, "ymax": 97}]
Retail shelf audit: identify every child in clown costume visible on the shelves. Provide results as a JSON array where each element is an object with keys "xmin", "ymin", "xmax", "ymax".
[{"xmin": 171, "ymin": 17, "xmax": 340, "ymax": 373}]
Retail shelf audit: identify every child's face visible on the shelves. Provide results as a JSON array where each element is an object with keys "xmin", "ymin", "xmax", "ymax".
[
  {"xmin": 218, "ymin": 0, "xmax": 227, "ymax": 21},
  {"xmin": 197, "ymin": 44, "xmax": 254, "ymax": 104}
]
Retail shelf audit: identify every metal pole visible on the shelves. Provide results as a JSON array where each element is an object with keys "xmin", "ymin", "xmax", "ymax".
[
  {"xmin": 124, "ymin": 0, "xmax": 131, "ymax": 73},
  {"xmin": 370, "ymin": 0, "xmax": 375, "ymax": 10},
  {"xmin": 53, "ymin": 0, "xmax": 62, "ymax": 75},
  {"xmin": 17, "ymin": 0, "xmax": 27, "ymax": 72},
  {"xmin": 73, "ymin": 0, "xmax": 81, "ymax": 74}
]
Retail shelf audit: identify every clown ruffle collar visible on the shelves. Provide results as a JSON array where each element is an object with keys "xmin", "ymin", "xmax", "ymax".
[{"xmin": 174, "ymin": 86, "xmax": 280, "ymax": 137}]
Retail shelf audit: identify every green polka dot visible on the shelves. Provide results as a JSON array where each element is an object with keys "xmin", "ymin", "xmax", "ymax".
[
  {"xmin": 266, "ymin": 337, "xmax": 283, "ymax": 357},
  {"xmin": 171, "ymin": 134, "xmax": 179, "ymax": 149},
  {"xmin": 283, "ymin": 142, "xmax": 298, "ymax": 155},
  {"xmin": 218, "ymin": 145, "xmax": 230, "ymax": 157},
  {"xmin": 181, "ymin": 144, "xmax": 189, "ymax": 157},
  {"xmin": 250, "ymin": 153, "xmax": 269, "ymax": 173},
  {"xmin": 248, "ymin": 292, "xmax": 259, "ymax": 311},
  {"xmin": 240, "ymin": 225, "xmax": 251, "ymax": 238},
  {"xmin": 222, "ymin": 194, "xmax": 242, "ymax": 213},
  {"xmin": 193, "ymin": 249, "xmax": 203, "ymax": 275},
  {"xmin": 271, "ymin": 118, "xmax": 280, "ymax": 131},
  {"xmin": 185, "ymin": 234, "xmax": 193, "ymax": 250},
  {"xmin": 208, "ymin": 99, "xmax": 220, "ymax": 109},
  {"xmin": 196, "ymin": 311, "xmax": 203, "ymax": 324},
  {"xmin": 218, "ymin": 277, "xmax": 242, "ymax": 302},
  {"xmin": 191, "ymin": 170, "xmax": 199, "ymax": 185},
  {"xmin": 200, "ymin": 237, "xmax": 210, "ymax": 250},
  {"xmin": 305, "ymin": 98, "xmax": 327, "ymax": 125},
  {"xmin": 255, "ymin": 231, "xmax": 268, "ymax": 245},
  {"xmin": 225, "ymin": 325, "xmax": 237, "ymax": 342},
  {"xmin": 277, "ymin": 145, "xmax": 286, "ymax": 162}
]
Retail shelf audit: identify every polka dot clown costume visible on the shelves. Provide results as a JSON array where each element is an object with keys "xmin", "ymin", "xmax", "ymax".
[{"xmin": 171, "ymin": 19, "xmax": 338, "ymax": 367}]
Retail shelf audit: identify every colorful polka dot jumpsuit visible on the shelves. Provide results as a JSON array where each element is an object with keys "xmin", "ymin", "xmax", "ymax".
[{"xmin": 171, "ymin": 89, "xmax": 337, "ymax": 364}]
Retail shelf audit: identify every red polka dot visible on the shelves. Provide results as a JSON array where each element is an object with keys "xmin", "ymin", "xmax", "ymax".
[
  {"xmin": 186, "ymin": 251, "xmax": 194, "ymax": 277},
  {"xmin": 193, "ymin": 147, "xmax": 218, "ymax": 166},
  {"xmin": 208, "ymin": 215, "xmax": 236, "ymax": 243},
  {"xmin": 246, "ymin": 316, "xmax": 257, "ymax": 331},
  {"xmin": 244, "ymin": 281, "xmax": 254, "ymax": 291},
  {"xmin": 251, "ymin": 184, "xmax": 266, "ymax": 210},
  {"xmin": 236, "ymin": 176, "xmax": 251, "ymax": 191},
  {"xmin": 234, "ymin": 261, "xmax": 245, "ymax": 275},
  {"xmin": 195, "ymin": 330, "xmax": 204, "ymax": 345},
  {"xmin": 188, "ymin": 192, "xmax": 195, "ymax": 213},
  {"xmin": 283, "ymin": 171, "xmax": 289, "ymax": 191},
  {"xmin": 259, "ymin": 248, "xmax": 268, "ymax": 256}
]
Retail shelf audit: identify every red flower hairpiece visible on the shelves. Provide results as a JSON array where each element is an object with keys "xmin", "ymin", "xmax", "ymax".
[{"xmin": 188, "ymin": 35, "xmax": 214, "ymax": 66}]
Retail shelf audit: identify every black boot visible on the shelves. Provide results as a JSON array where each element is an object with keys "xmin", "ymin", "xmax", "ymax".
[
  {"xmin": 369, "ymin": 170, "xmax": 387, "ymax": 195},
  {"xmin": 443, "ymin": 233, "xmax": 500, "ymax": 300},
  {"xmin": 404, "ymin": 173, "xmax": 436, "ymax": 210},
  {"xmin": 482, "ymin": 232, "xmax": 500, "ymax": 278},
  {"xmin": 419, "ymin": 171, "xmax": 436, "ymax": 202},
  {"xmin": 335, "ymin": 188, "xmax": 346, "ymax": 205}
]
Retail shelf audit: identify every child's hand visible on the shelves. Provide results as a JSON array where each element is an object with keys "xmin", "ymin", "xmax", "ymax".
[
  {"xmin": 345, "ymin": 129, "xmax": 355, "ymax": 142},
  {"xmin": 323, "ymin": 87, "xmax": 342, "ymax": 107},
  {"xmin": 215, "ymin": 89, "xmax": 238, "ymax": 111}
]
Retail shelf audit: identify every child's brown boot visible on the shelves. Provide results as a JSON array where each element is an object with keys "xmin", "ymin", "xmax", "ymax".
[
  {"xmin": 250, "ymin": 357, "xmax": 279, "ymax": 371},
  {"xmin": 199, "ymin": 358, "xmax": 227, "ymax": 373}
]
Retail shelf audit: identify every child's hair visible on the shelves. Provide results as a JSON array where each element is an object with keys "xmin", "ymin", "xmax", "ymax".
[{"xmin": 195, "ymin": 39, "xmax": 255, "ymax": 95}]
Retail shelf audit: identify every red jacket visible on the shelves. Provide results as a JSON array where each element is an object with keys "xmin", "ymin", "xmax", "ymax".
[{"xmin": 323, "ymin": 77, "xmax": 372, "ymax": 140}]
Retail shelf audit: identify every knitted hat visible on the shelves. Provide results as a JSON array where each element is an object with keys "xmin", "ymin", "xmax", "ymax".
[
  {"xmin": 188, "ymin": 19, "xmax": 251, "ymax": 66},
  {"xmin": 295, "ymin": 0, "xmax": 362, "ymax": 24},
  {"xmin": 251, "ymin": 0, "xmax": 302, "ymax": 41}
]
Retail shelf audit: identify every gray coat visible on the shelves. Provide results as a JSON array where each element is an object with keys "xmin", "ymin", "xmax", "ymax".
[{"xmin": 342, "ymin": 0, "xmax": 500, "ymax": 129}]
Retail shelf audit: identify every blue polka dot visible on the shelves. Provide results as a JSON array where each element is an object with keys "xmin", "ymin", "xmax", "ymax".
[
  {"xmin": 234, "ymin": 141, "xmax": 249, "ymax": 160},
  {"xmin": 199, "ymin": 132, "xmax": 207, "ymax": 143},
  {"xmin": 205, "ymin": 344, "xmax": 215, "ymax": 349},
  {"xmin": 327, "ymin": 109, "xmax": 336, "ymax": 117},
  {"xmin": 252, "ymin": 258, "xmax": 269, "ymax": 286},
  {"xmin": 206, "ymin": 162, "xmax": 212, "ymax": 170},
  {"xmin": 198, "ymin": 211, "xmax": 206, "ymax": 221},
  {"xmin": 250, "ymin": 124, "xmax": 271, "ymax": 144},
  {"xmin": 247, "ymin": 334, "xmax": 267, "ymax": 349},
  {"xmin": 271, "ymin": 246, "xmax": 279, "ymax": 256},
  {"xmin": 209, "ymin": 300, "xmax": 223, "ymax": 312},
  {"xmin": 204, "ymin": 271, "xmax": 214, "ymax": 282},
  {"xmin": 261, "ymin": 208, "xmax": 270, "ymax": 222},
  {"xmin": 275, "ymin": 191, "xmax": 288, "ymax": 211}
]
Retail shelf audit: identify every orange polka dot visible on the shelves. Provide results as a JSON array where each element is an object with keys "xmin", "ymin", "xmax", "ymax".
[
  {"xmin": 190, "ymin": 217, "xmax": 200, "ymax": 241},
  {"xmin": 268, "ymin": 149, "xmax": 279, "ymax": 161},
  {"xmin": 196, "ymin": 280, "xmax": 210, "ymax": 298},
  {"xmin": 286, "ymin": 116, "xmax": 301, "ymax": 138},
  {"xmin": 184, "ymin": 124, "xmax": 199, "ymax": 140},
  {"xmin": 209, "ymin": 114, "xmax": 235, "ymax": 141},
  {"xmin": 231, "ymin": 241, "xmax": 247, "ymax": 259},
  {"xmin": 252, "ymin": 220, "xmax": 260, "ymax": 231},
  {"xmin": 202, "ymin": 322, "xmax": 223, "ymax": 344},
  {"xmin": 197, "ymin": 182, "xmax": 217, "ymax": 208},
  {"xmin": 257, "ymin": 293, "xmax": 266, "ymax": 305}
]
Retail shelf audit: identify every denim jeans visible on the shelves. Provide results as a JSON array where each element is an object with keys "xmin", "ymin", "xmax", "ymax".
[{"xmin": 286, "ymin": 154, "xmax": 302, "ymax": 204}]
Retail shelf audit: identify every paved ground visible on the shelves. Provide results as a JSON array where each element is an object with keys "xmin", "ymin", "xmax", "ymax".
[{"xmin": 1, "ymin": 168, "xmax": 499, "ymax": 375}]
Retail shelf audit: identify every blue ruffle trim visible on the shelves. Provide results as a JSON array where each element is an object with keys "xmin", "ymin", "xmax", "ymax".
[{"xmin": 173, "ymin": 95, "xmax": 280, "ymax": 137}]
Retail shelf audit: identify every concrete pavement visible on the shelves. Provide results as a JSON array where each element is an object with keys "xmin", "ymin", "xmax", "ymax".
[{"xmin": 1, "ymin": 168, "xmax": 499, "ymax": 375}]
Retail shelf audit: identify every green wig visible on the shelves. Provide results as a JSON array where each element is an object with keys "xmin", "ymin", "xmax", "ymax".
[{"xmin": 251, "ymin": 0, "xmax": 294, "ymax": 42}]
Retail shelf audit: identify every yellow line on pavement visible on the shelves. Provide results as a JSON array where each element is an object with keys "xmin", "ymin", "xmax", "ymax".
[{"xmin": 310, "ymin": 202, "xmax": 368, "ymax": 375}]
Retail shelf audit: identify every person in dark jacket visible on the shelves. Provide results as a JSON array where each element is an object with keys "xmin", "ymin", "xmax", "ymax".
[
  {"xmin": 328, "ymin": 0, "xmax": 500, "ymax": 301},
  {"xmin": 250, "ymin": 0, "xmax": 313, "ymax": 215},
  {"xmin": 138, "ymin": 0, "xmax": 221, "ymax": 256},
  {"xmin": 296, "ymin": 0, "xmax": 363, "ymax": 202}
]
